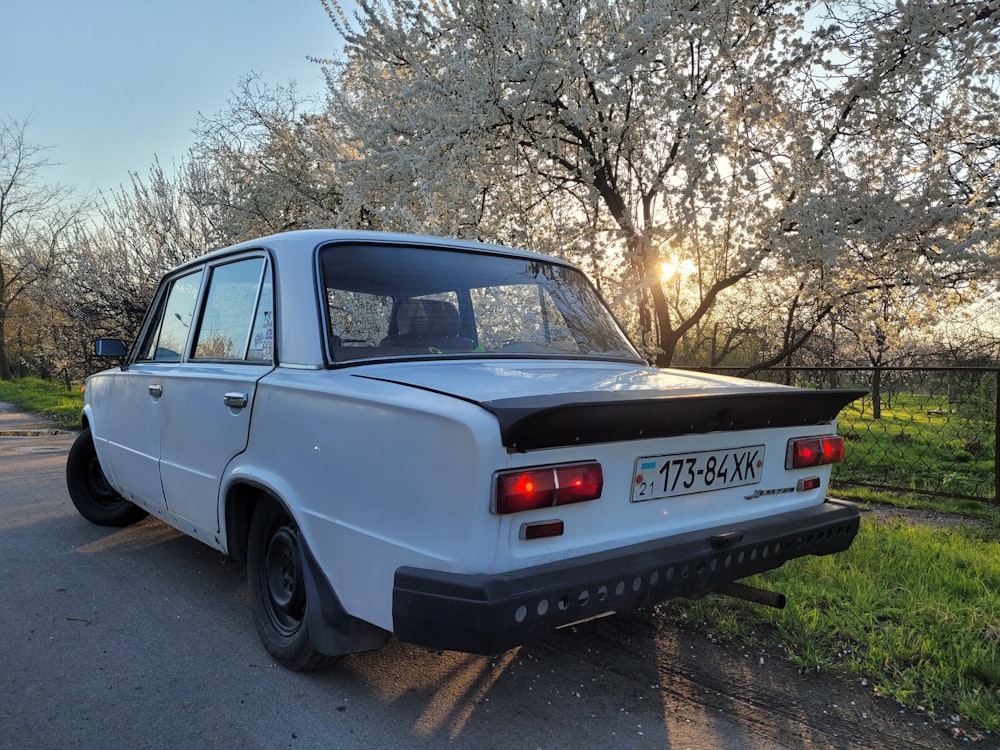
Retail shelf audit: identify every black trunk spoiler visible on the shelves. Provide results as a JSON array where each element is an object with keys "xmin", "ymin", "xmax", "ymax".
[{"xmin": 479, "ymin": 388, "xmax": 868, "ymax": 452}]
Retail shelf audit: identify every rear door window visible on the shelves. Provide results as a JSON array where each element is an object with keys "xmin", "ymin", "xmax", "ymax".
[{"xmin": 192, "ymin": 257, "xmax": 269, "ymax": 361}]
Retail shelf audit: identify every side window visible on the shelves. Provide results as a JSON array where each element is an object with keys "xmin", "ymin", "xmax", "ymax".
[
  {"xmin": 246, "ymin": 268, "xmax": 274, "ymax": 361},
  {"xmin": 193, "ymin": 257, "xmax": 268, "ymax": 360},
  {"xmin": 137, "ymin": 269, "xmax": 204, "ymax": 362}
]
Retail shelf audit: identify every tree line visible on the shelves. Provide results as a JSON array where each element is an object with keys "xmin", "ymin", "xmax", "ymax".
[{"xmin": 2, "ymin": 0, "xmax": 998, "ymax": 383}]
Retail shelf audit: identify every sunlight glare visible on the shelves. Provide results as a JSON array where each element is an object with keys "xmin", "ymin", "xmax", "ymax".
[{"xmin": 660, "ymin": 257, "xmax": 697, "ymax": 281}]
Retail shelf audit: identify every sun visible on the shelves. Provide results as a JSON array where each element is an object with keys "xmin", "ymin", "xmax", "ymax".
[{"xmin": 660, "ymin": 257, "xmax": 697, "ymax": 281}]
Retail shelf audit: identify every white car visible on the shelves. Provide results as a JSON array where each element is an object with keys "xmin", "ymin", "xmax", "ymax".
[{"xmin": 67, "ymin": 229, "xmax": 863, "ymax": 670}]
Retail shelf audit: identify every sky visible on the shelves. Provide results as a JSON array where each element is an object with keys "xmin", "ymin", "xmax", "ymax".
[{"xmin": 2, "ymin": 0, "xmax": 342, "ymax": 196}]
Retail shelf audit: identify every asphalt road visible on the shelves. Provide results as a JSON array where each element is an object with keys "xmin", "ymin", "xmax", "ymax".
[{"xmin": 0, "ymin": 404, "xmax": 973, "ymax": 749}]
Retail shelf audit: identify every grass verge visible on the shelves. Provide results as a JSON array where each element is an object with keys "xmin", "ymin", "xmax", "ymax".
[
  {"xmin": 656, "ymin": 514, "xmax": 1000, "ymax": 735},
  {"xmin": 0, "ymin": 377, "xmax": 84, "ymax": 429},
  {"xmin": 834, "ymin": 485, "xmax": 1000, "ymax": 529}
]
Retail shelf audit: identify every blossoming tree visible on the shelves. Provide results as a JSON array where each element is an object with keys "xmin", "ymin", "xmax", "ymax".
[{"xmin": 319, "ymin": 0, "xmax": 999, "ymax": 365}]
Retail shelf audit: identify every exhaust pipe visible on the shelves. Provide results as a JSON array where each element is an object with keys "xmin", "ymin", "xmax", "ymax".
[{"xmin": 714, "ymin": 581, "xmax": 787, "ymax": 609}]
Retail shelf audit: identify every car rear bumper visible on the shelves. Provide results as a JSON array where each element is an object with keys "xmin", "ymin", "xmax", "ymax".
[{"xmin": 392, "ymin": 499, "xmax": 860, "ymax": 654}]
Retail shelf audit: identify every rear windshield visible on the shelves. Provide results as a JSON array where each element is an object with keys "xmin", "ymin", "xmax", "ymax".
[{"xmin": 318, "ymin": 243, "xmax": 641, "ymax": 364}]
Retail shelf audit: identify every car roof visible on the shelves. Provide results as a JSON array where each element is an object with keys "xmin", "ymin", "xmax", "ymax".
[{"xmin": 176, "ymin": 229, "xmax": 572, "ymax": 273}]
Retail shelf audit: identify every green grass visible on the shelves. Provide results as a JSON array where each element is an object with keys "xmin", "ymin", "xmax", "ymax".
[
  {"xmin": 657, "ymin": 516, "xmax": 1000, "ymax": 734},
  {"xmin": 835, "ymin": 393, "xmax": 995, "ymax": 500},
  {"xmin": 0, "ymin": 377, "xmax": 84, "ymax": 429}
]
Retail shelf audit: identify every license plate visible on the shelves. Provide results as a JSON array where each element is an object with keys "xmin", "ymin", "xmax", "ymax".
[{"xmin": 631, "ymin": 445, "xmax": 765, "ymax": 502}]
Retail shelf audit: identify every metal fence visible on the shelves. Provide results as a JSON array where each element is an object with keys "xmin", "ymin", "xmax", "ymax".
[{"xmin": 694, "ymin": 366, "xmax": 1000, "ymax": 504}]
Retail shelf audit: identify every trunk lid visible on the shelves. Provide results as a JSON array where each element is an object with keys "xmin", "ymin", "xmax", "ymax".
[{"xmin": 352, "ymin": 360, "xmax": 865, "ymax": 451}]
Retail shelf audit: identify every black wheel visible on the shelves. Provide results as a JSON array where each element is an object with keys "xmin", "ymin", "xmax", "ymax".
[
  {"xmin": 65, "ymin": 428, "xmax": 149, "ymax": 527},
  {"xmin": 247, "ymin": 501, "xmax": 335, "ymax": 671}
]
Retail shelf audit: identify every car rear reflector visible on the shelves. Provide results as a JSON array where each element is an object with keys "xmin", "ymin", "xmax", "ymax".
[
  {"xmin": 796, "ymin": 476, "xmax": 822, "ymax": 491},
  {"xmin": 494, "ymin": 463, "xmax": 603, "ymax": 514},
  {"xmin": 520, "ymin": 520, "xmax": 565, "ymax": 540},
  {"xmin": 786, "ymin": 436, "xmax": 845, "ymax": 469}
]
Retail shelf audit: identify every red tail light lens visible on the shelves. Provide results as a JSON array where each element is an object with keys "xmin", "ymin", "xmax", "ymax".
[
  {"xmin": 555, "ymin": 464, "xmax": 604, "ymax": 504},
  {"xmin": 495, "ymin": 469, "xmax": 556, "ymax": 513},
  {"xmin": 786, "ymin": 436, "xmax": 845, "ymax": 469},
  {"xmin": 494, "ymin": 463, "xmax": 603, "ymax": 514}
]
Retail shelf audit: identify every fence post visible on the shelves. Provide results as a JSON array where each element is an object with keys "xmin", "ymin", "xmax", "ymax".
[{"xmin": 872, "ymin": 365, "xmax": 882, "ymax": 420}]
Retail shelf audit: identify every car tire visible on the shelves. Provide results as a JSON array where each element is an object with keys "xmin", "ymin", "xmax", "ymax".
[
  {"xmin": 66, "ymin": 428, "xmax": 149, "ymax": 527},
  {"xmin": 247, "ymin": 500, "xmax": 335, "ymax": 671}
]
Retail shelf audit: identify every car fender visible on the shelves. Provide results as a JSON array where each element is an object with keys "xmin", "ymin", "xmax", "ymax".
[
  {"xmin": 79, "ymin": 401, "xmax": 118, "ymax": 487},
  {"xmin": 217, "ymin": 461, "xmax": 391, "ymax": 656}
]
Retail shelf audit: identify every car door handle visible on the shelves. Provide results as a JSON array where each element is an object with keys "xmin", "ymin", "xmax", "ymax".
[
  {"xmin": 223, "ymin": 392, "xmax": 249, "ymax": 409},
  {"xmin": 148, "ymin": 384, "xmax": 163, "ymax": 398}
]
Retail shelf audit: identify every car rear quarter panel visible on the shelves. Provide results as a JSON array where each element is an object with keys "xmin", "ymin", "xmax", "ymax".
[{"xmin": 231, "ymin": 367, "xmax": 508, "ymax": 631}]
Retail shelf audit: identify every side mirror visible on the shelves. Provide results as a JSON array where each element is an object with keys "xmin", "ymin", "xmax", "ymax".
[{"xmin": 94, "ymin": 338, "xmax": 128, "ymax": 358}]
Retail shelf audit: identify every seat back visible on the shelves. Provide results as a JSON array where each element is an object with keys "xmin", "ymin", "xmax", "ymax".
[{"xmin": 380, "ymin": 298, "xmax": 474, "ymax": 352}]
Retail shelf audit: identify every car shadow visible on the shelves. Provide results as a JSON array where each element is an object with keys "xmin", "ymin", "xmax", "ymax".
[
  {"xmin": 325, "ymin": 606, "xmax": 958, "ymax": 749},
  {"xmin": 19, "ymin": 507, "xmax": 961, "ymax": 750}
]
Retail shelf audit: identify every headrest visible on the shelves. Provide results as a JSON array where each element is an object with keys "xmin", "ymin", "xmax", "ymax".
[{"xmin": 397, "ymin": 298, "xmax": 461, "ymax": 338}]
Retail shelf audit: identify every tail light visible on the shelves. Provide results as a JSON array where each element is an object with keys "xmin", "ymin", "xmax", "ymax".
[
  {"xmin": 786, "ymin": 436, "xmax": 844, "ymax": 469},
  {"xmin": 494, "ymin": 462, "xmax": 603, "ymax": 514}
]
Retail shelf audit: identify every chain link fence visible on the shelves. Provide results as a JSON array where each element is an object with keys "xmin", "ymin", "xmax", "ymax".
[{"xmin": 695, "ymin": 366, "xmax": 999, "ymax": 504}]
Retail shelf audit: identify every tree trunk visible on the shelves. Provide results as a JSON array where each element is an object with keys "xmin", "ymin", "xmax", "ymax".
[
  {"xmin": 625, "ymin": 235, "xmax": 678, "ymax": 368},
  {"xmin": 0, "ymin": 262, "xmax": 9, "ymax": 379},
  {"xmin": 649, "ymin": 280, "xmax": 675, "ymax": 368},
  {"xmin": 0, "ymin": 307, "xmax": 11, "ymax": 380}
]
